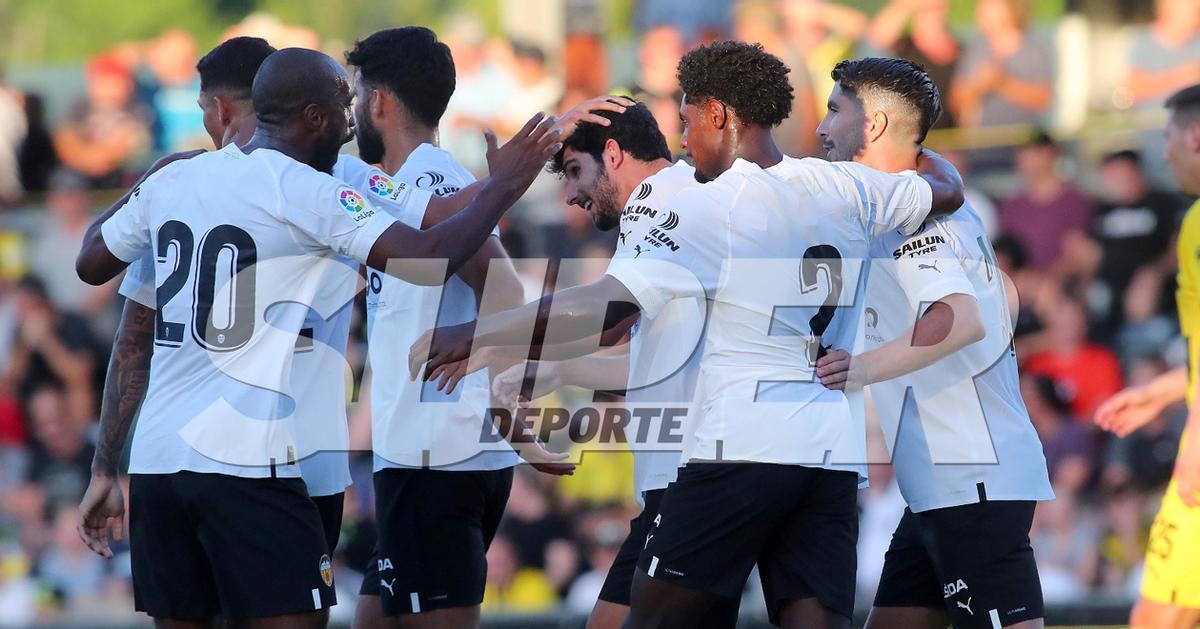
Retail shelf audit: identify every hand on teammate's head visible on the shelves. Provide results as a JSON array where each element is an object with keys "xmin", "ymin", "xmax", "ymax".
[{"xmin": 552, "ymin": 95, "xmax": 637, "ymax": 139}]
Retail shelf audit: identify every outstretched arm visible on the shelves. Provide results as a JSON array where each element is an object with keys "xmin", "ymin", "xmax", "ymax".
[
  {"xmin": 366, "ymin": 114, "xmax": 561, "ymax": 283},
  {"xmin": 410, "ymin": 275, "xmax": 640, "ymax": 381},
  {"xmin": 816, "ymin": 293, "xmax": 984, "ymax": 390}
]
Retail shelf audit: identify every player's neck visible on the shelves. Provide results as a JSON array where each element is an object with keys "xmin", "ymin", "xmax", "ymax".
[
  {"xmin": 620, "ymin": 158, "xmax": 674, "ymax": 199},
  {"xmin": 381, "ymin": 125, "xmax": 438, "ymax": 176},
  {"xmin": 731, "ymin": 128, "xmax": 783, "ymax": 171},
  {"xmin": 856, "ymin": 143, "xmax": 920, "ymax": 174},
  {"xmin": 243, "ymin": 126, "xmax": 329, "ymax": 172}
]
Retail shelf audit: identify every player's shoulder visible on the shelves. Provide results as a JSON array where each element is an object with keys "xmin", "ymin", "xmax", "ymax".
[
  {"xmin": 399, "ymin": 144, "xmax": 473, "ymax": 196},
  {"xmin": 1180, "ymin": 199, "xmax": 1200, "ymax": 240}
]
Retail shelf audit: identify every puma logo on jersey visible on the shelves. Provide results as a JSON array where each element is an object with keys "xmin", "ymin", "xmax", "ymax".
[
  {"xmin": 380, "ymin": 578, "xmax": 396, "ymax": 595},
  {"xmin": 943, "ymin": 579, "xmax": 968, "ymax": 598},
  {"xmin": 918, "ymin": 261, "xmax": 940, "ymax": 272},
  {"xmin": 619, "ymin": 231, "xmax": 628, "ymax": 246},
  {"xmin": 634, "ymin": 244, "xmax": 647, "ymax": 258},
  {"xmin": 957, "ymin": 597, "xmax": 973, "ymax": 616}
]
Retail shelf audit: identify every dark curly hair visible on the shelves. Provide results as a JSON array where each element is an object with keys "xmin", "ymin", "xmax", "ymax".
[
  {"xmin": 345, "ymin": 27, "xmax": 455, "ymax": 128},
  {"xmin": 676, "ymin": 41, "xmax": 793, "ymax": 128},
  {"xmin": 831, "ymin": 57, "xmax": 941, "ymax": 144},
  {"xmin": 547, "ymin": 102, "xmax": 671, "ymax": 175}
]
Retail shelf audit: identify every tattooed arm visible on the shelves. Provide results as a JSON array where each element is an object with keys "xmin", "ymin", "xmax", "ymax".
[{"xmin": 77, "ymin": 300, "xmax": 155, "ymax": 558}]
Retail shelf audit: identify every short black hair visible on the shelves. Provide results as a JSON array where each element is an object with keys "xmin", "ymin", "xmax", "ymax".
[
  {"xmin": 547, "ymin": 102, "xmax": 671, "ymax": 175},
  {"xmin": 831, "ymin": 57, "xmax": 941, "ymax": 143},
  {"xmin": 197, "ymin": 37, "xmax": 277, "ymax": 96},
  {"xmin": 677, "ymin": 41, "xmax": 792, "ymax": 128},
  {"xmin": 1166, "ymin": 84, "xmax": 1200, "ymax": 124},
  {"xmin": 1100, "ymin": 149, "xmax": 1141, "ymax": 167},
  {"xmin": 346, "ymin": 27, "xmax": 455, "ymax": 128}
]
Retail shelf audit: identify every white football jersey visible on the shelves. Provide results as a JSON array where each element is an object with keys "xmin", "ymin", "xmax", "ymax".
[
  {"xmin": 608, "ymin": 161, "xmax": 705, "ymax": 498},
  {"xmin": 607, "ymin": 157, "xmax": 933, "ymax": 475},
  {"xmin": 864, "ymin": 203, "xmax": 1054, "ymax": 511},
  {"xmin": 101, "ymin": 143, "xmax": 425, "ymax": 478},
  {"xmin": 335, "ymin": 147, "xmax": 519, "ymax": 472}
]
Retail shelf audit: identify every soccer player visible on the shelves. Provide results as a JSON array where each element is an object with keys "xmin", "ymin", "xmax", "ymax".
[
  {"xmin": 74, "ymin": 48, "xmax": 560, "ymax": 627},
  {"xmin": 1093, "ymin": 84, "xmax": 1200, "ymax": 629},
  {"xmin": 335, "ymin": 27, "xmax": 572, "ymax": 629},
  {"xmin": 489, "ymin": 101, "xmax": 747, "ymax": 629},
  {"xmin": 410, "ymin": 41, "xmax": 965, "ymax": 629},
  {"xmin": 812, "ymin": 57, "xmax": 1053, "ymax": 629}
]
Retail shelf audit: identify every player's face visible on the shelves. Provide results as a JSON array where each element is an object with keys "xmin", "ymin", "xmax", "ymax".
[
  {"xmin": 1164, "ymin": 114, "xmax": 1200, "ymax": 196},
  {"xmin": 562, "ymin": 147, "xmax": 622, "ymax": 231},
  {"xmin": 816, "ymin": 84, "xmax": 867, "ymax": 162},
  {"xmin": 679, "ymin": 94, "xmax": 721, "ymax": 183},
  {"xmin": 353, "ymin": 70, "xmax": 385, "ymax": 164}
]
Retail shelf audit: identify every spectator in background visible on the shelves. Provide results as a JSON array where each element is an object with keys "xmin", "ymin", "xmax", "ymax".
[
  {"xmin": 733, "ymin": 1, "xmax": 820, "ymax": 156},
  {"xmin": 23, "ymin": 384, "xmax": 93, "ymax": 513},
  {"xmin": 0, "ymin": 75, "xmax": 25, "ymax": 206},
  {"xmin": 627, "ymin": 25, "xmax": 685, "ymax": 152},
  {"xmin": 18, "ymin": 94, "xmax": 59, "ymax": 194},
  {"xmin": 482, "ymin": 534, "xmax": 558, "ymax": 613},
  {"xmin": 564, "ymin": 517, "xmax": 625, "ymax": 614},
  {"xmin": 1088, "ymin": 150, "xmax": 1184, "ymax": 340},
  {"xmin": 999, "ymin": 131, "xmax": 1093, "ymax": 271},
  {"xmin": 139, "ymin": 29, "xmax": 205, "ymax": 152},
  {"xmin": 1124, "ymin": 0, "xmax": 1200, "ymax": 109},
  {"xmin": 865, "ymin": 0, "xmax": 960, "ymax": 129},
  {"xmin": 53, "ymin": 53, "xmax": 149, "ymax": 189},
  {"xmin": 1024, "ymin": 373, "xmax": 1101, "ymax": 602},
  {"xmin": 30, "ymin": 170, "xmax": 115, "ymax": 320},
  {"xmin": 778, "ymin": 0, "xmax": 868, "ymax": 122},
  {"xmin": 0, "ymin": 276, "xmax": 101, "ymax": 425},
  {"xmin": 35, "ymin": 507, "xmax": 106, "ymax": 604},
  {"xmin": 951, "ymin": 0, "xmax": 1052, "ymax": 128},
  {"xmin": 442, "ymin": 14, "xmax": 516, "ymax": 175},
  {"xmin": 1026, "ymin": 295, "xmax": 1125, "ymax": 421}
]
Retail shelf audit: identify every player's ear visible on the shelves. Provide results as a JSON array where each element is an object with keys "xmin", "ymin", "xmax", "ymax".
[
  {"xmin": 302, "ymin": 103, "xmax": 324, "ymax": 131},
  {"xmin": 603, "ymin": 138, "xmax": 624, "ymax": 170},
  {"xmin": 707, "ymin": 99, "xmax": 728, "ymax": 130},
  {"xmin": 866, "ymin": 109, "xmax": 888, "ymax": 144},
  {"xmin": 214, "ymin": 96, "xmax": 235, "ymax": 127},
  {"xmin": 1188, "ymin": 121, "xmax": 1200, "ymax": 153},
  {"xmin": 370, "ymin": 88, "xmax": 386, "ymax": 120}
]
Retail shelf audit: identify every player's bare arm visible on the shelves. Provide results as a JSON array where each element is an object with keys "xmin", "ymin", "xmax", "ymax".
[
  {"xmin": 77, "ymin": 300, "xmax": 155, "ymax": 558},
  {"xmin": 817, "ymin": 292, "xmax": 985, "ymax": 391},
  {"xmin": 915, "ymin": 148, "xmax": 965, "ymax": 218},
  {"xmin": 1094, "ymin": 367, "xmax": 1188, "ymax": 437},
  {"xmin": 366, "ymin": 113, "xmax": 561, "ymax": 280},
  {"xmin": 410, "ymin": 274, "xmax": 639, "ymax": 381}
]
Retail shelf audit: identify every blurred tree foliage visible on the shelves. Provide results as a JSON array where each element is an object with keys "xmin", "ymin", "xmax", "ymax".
[
  {"xmin": 0, "ymin": 0, "xmax": 1068, "ymax": 65},
  {"xmin": 0, "ymin": 0, "xmax": 502, "ymax": 64}
]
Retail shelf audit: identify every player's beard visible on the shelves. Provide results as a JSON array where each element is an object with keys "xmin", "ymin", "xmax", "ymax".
[
  {"xmin": 356, "ymin": 113, "xmax": 386, "ymax": 165},
  {"xmin": 591, "ymin": 170, "xmax": 622, "ymax": 231}
]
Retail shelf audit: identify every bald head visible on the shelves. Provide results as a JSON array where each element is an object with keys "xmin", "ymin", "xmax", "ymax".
[
  {"xmin": 249, "ymin": 48, "xmax": 354, "ymax": 172},
  {"xmin": 252, "ymin": 48, "xmax": 350, "ymax": 126}
]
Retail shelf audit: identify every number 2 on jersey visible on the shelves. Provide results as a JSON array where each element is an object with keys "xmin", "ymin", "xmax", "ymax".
[
  {"xmin": 154, "ymin": 222, "xmax": 258, "ymax": 351},
  {"xmin": 799, "ymin": 244, "xmax": 843, "ymax": 364}
]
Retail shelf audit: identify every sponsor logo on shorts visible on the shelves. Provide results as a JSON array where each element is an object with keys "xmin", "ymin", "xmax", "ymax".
[
  {"xmin": 379, "ymin": 557, "xmax": 394, "ymax": 572},
  {"xmin": 957, "ymin": 596, "xmax": 973, "ymax": 616},
  {"xmin": 380, "ymin": 578, "xmax": 396, "ymax": 596},
  {"xmin": 319, "ymin": 554, "xmax": 334, "ymax": 587},
  {"xmin": 943, "ymin": 578, "xmax": 968, "ymax": 598}
]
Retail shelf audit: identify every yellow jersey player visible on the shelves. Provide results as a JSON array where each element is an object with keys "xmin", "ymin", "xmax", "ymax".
[{"xmin": 1094, "ymin": 84, "xmax": 1200, "ymax": 629}]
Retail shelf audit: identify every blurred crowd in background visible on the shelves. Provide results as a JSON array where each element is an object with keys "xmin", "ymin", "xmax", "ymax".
[{"xmin": 0, "ymin": 0, "xmax": 1198, "ymax": 624}]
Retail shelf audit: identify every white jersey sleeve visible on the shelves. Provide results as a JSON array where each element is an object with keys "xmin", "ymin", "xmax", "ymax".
[
  {"xmin": 779, "ymin": 157, "xmax": 933, "ymax": 238},
  {"xmin": 887, "ymin": 221, "xmax": 976, "ymax": 313},
  {"xmin": 101, "ymin": 177, "xmax": 160, "ymax": 263},
  {"xmin": 118, "ymin": 253, "xmax": 156, "ymax": 307},
  {"xmin": 605, "ymin": 184, "xmax": 727, "ymax": 319},
  {"xmin": 275, "ymin": 164, "xmax": 399, "ymax": 264}
]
